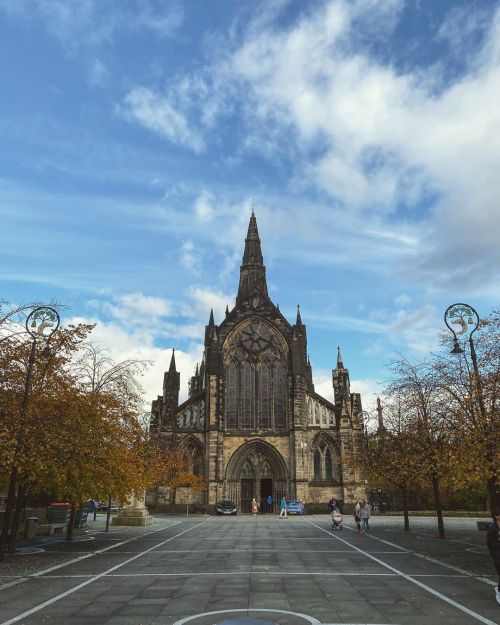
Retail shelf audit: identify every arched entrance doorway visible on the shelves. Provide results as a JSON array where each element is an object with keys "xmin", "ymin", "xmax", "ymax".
[{"xmin": 224, "ymin": 440, "xmax": 288, "ymax": 512}]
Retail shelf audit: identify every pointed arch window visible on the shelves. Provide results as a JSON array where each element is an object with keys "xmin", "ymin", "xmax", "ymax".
[
  {"xmin": 325, "ymin": 449, "xmax": 333, "ymax": 480},
  {"xmin": 313, "ymin": 450, "xmax": 321, "ymax": 480},
  {"xmin": 312, "ymin": 442, "xmax": 335, "ymax": 481},
  {"xmin": 224, "ymin": 326, "xmax": 288, "ymax": 431},
  {"xmin": 226, "ymin": 362, "xmax": 238, "ymax": 429},
  {"xmin": 185, "ymin": 443, "xmax": 203, "ymax": 476},
  {"xmin": 274, "ymin": 362, "xmax": 287, "ymax": 430},
  {"xmin": 241, "ymin": 363, "xmax": 255, "ymax": 429},
  {"xmin": 258, "ymin": 362, "xmax": 271, "ymax": 429}
]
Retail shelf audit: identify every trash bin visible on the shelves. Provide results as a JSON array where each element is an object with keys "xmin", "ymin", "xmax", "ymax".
[{"xmin": 24, "ymin": 517, "xmax": 38, "ymax": 539}]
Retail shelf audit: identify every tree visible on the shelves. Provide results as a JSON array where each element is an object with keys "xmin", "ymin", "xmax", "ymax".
[
  {"xmin": 366, "ymin": 419, "xmax": 421, "ymax": 531},
  {"xmin": 434, "ymin": 309, "xmax": 500, "ymax": 512},
  {"xmin": 384, "ymin": 357, "xmax": 461, "ymax": 539},
  {"xmin": 0, "ymin": 323, "xmax": 163, "ymax": 552}
]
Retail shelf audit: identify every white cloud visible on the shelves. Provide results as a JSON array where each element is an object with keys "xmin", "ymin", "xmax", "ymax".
[
  {"xmin": 122, "ymin": 88, "xmax": 205, "ymax": 153},
  {"xmin": 121, "ymin": 0, "xmax": 500, "ymax": 292},
  {"xmin": 68, "ymin": 315, "xmax": 202, "ymax": 406},
  {"xmin": 194, "ymin": 191, "xmax": 216, "ymax": 222}
]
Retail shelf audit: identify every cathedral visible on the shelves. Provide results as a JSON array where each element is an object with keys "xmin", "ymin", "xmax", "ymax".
[{"xmin": 149, "ymin": 213, "xmax": 367, "ymax": 513}]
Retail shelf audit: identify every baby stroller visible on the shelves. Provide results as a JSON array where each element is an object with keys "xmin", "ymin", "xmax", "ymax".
[{"xmin": 330, "ymin": 508, "xmax": 343, "ymax": 531}]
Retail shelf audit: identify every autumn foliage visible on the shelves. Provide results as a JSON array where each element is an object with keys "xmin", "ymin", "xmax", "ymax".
[{"xmin": 0, "ymin": 319, "xmax": 165, "ymax": 552}]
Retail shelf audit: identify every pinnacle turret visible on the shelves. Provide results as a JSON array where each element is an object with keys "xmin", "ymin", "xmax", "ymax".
[
  {"xmin": 296, "ymin": 304, "xmax": 302, "ymax": 325},
  {"xmin": 168, "ymin": 348, "xmax": 177, "ymax": 373},
  {"xmin": 337, "ymin": 346, "xmax": 344, "ymax": 368}
]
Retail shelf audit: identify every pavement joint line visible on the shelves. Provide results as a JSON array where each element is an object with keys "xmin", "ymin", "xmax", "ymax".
[
  {"xmin": 0, "ymin": 518, "xmax": 210, "ymax": 625},
  {"xmin": 24, "ymin": 520, "xmax": 183, "ymax": 579},
  {"xmin": 304, "ymin": 518, "xmax": 497, "ymax": 625},
  {"xmin": 344, "ymin": 523, "xmax": 496, "ymax": 586}
]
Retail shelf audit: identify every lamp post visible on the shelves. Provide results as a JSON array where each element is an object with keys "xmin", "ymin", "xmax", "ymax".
[
  {"xmin": 0, "ymin": 306, "xmax": 59, "ymax": 560},
  {"xmin": 444, "ymin": 303, "xmax": 498, "ymax": 510}
]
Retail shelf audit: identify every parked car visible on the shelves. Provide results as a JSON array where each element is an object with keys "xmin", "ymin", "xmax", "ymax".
[
  {"xmin": 216, "ymin": 500, "xmax": 237, "ymax": 515},
  {"xmin": 286, "ymin": 500, "xmax": 304, "ymax": 515}
]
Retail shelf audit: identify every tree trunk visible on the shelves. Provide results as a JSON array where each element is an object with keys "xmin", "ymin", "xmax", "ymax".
[
  {"xmin": 431, "ymin": 475, "xmax": 445, "ymax": 539},
  {"xmin": 486, "ymin": 476, "xmax": 499, "ymax": 512},
  {"xmin": 7, "ymin": 484, "xmax": 25, "ymax": 553},
  {"xmin": 67, "ymin": 504, "xmax": 76, "ymax": 541},
  {"xmin": 0, "ymin": 464, "xmax": 18, "ymax": 561},
  {"xmin": 171, "ymin": 489, "xmax": 176, "ymax": 514},
  {"xmin": 105, "ymin": 495, "xmax": 112, "ymax": 532},
  {"xmin": 402, "ymin": 488, "xmax": 410, "ymax": 532}
]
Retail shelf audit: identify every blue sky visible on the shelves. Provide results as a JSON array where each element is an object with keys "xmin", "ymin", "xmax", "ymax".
[{"xmin": 1, "ymin": 0, "xmax": 499, "ymax": 411}]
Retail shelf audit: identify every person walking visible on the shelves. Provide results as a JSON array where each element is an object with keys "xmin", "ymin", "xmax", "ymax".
[
  {"xmin": 486, "ymin": 509, "xmax": 500, "ymax": 605},
  {"xmin": 266, "ymin": 494, "xmax": 273, "ymax": 513},
  {"xmin": 360, "ymin": 499, "xmax": 370, "ymax": 533},
  {"xmin": 251, "ymin": 498, "xmax": 258, "ymax": 516},
  {"xmin": 353, "ymin": 501, "xmax": 361, "ymax": 532},
  {"xmin": 279, "ymin": 496, "xmax": 288, "ymax": 518}
]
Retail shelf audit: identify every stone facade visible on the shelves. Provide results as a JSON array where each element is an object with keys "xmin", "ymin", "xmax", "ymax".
[{"xmin": 149, "ymin": 213, "xmax": 367, "ymax": 512}]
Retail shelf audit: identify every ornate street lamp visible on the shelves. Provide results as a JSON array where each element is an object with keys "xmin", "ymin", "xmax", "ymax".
[
  {"xmin": 0, "ymin": 306, "xmax": 60, "ymax": 560},
  {"xmin": 443, "ymin": 302, "xmax": 496, "ymax": 508},
  {"xmin": 444, "ymin": 302, "xmax": 480, "ymax": 361}
]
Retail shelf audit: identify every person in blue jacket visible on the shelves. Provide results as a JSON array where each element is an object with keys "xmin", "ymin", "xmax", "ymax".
[
  {"xmin": 486, "ymin": 509, "xmax": 500, "ymax": 605},
  {"xmin": 266, "ymin": 494, "xmax": 273, "ymax": 513}
]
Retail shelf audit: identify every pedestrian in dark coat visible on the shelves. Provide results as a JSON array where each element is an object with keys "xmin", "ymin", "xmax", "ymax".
[
  {"xmin": 486, "ymin": 509, "xmax": 500, "ymax": 605},
  {"xmin": 327, "ymin": 496, "xmax": 339, "ymax": 513}
]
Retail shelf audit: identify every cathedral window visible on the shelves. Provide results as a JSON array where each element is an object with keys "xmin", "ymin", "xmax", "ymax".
[
  {"xmin": 226, "ymin": 362, "xmax": 238, "ymax": 429},
  {"xmin": 321, "ymin": 407, "xmax": 327, "ymax": 425},
  {"xmin": 274, "ymin": 362, "xmax": 287, "ymax": 430},
  {"xmin": 241, "ymin": 363, "xmax": 255, "ymax": 429},
  {"xmin": 325, "ymin": 450, "xmax": 333, "ymax": 480},
  {"xmin": 184, "ymin": 443, "xmax": 203, "ymax": 475},
  {"xmin": 312, "ymin": 442, "xmax": 335, "ymax": 481},
  {"xmin": 313, "ymin": 450, "xmax": 321, "ymax": 480},
  {"xmin": 314, "ymin": 404, "xmax": 320, "ymax": 425},
  {"xmin": 258, "ymin": 362, "xmax": 271, "ymax": 429},
  {"xmin": 224, "ymin": 324, "xmax": 288, "ymax": 431}
]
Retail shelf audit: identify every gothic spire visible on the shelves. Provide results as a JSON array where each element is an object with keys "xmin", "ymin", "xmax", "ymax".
[
  {"xmin": 236, "ymin": 212, "xmax": 269, "ymax": 305},
  {"xmin": 337, "ymin": 346, "xmax": 344, "ymax": 368},
  {"xmin": 296, "ymin": 304, "xmax": 302, "ymax": 325},
  {"xmin": 208, "ymin": 308, "xmax": 215, "ymax": 326},
  {"xmin": 168, "ymin": 348, "xmax": 177, "ymax": 373}
]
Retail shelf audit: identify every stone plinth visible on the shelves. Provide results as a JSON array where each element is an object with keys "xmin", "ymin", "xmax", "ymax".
[{"xmin": 112, "ymin": 493, "xmax": 153, "ymax": 526}]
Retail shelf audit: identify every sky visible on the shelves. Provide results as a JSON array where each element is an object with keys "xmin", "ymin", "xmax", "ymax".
[{"xmin": 1, "ymin": 0, "xmax": 499, "ymax": 414}]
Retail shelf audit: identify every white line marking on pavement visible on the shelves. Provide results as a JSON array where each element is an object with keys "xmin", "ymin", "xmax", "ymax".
[
  {"xmin": 0, "ymin": 579, "xmax": 28, "ymax": 592},
  {"xmin": 0, "ymin": 519, "xmax": 209, "ymax": 625},
  {"xmin": 171, "ymin": 608, "xmax": 322, "ymax": 624},
  {"xmin": 344, "ymin": 524, "xmax": 496, "ymax": 586},
  {"xmin": 305, "ymin": 519, "xmax": 497, "ymax": 625},
  {"xmin": 0, "ymin": 521, "xmax": 182, "ymax": 586}
]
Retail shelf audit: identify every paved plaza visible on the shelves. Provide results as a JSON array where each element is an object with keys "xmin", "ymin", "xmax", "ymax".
[{"xmin": 0, "ymin": 514, "xmax": 498, "ymax": 625}]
